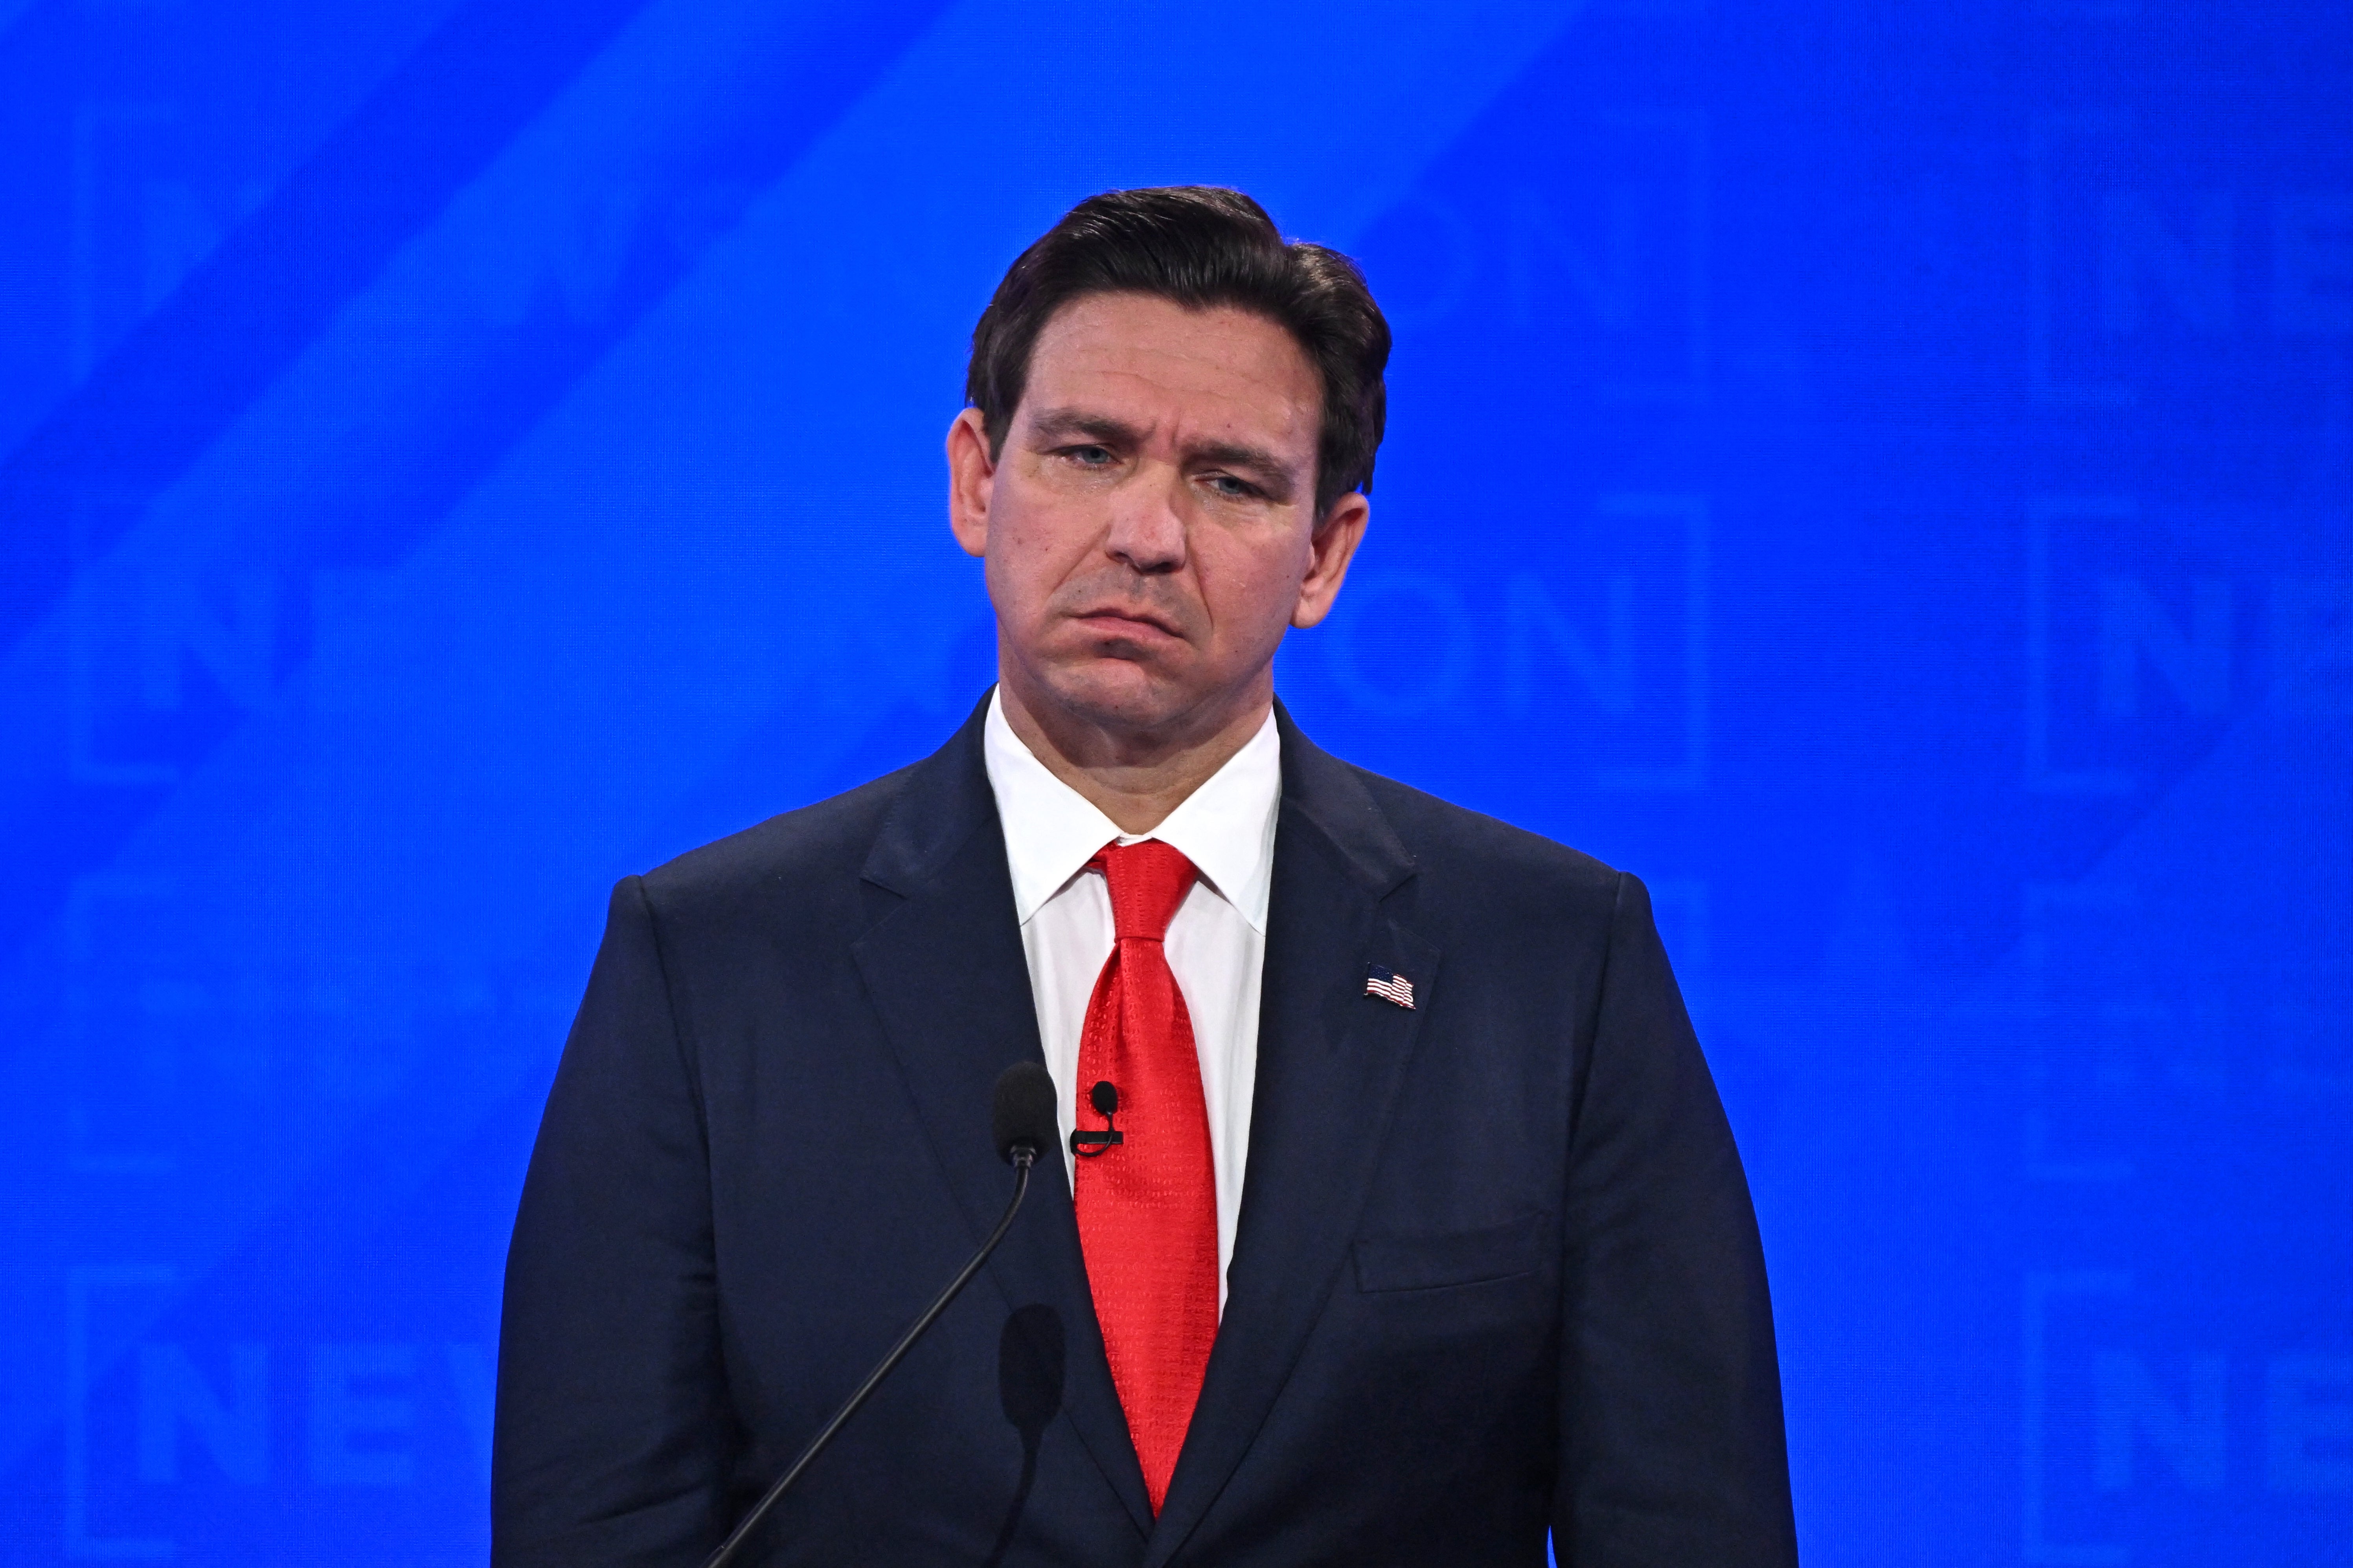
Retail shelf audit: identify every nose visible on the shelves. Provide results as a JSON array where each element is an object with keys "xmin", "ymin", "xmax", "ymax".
[{"xmin": 1102, "ymin": 469, "xmax": 1187, "ymax": 576}]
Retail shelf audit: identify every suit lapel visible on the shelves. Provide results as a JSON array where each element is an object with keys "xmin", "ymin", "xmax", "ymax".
[
  {"xmin": 1143, "ymin": 708, "xmax": 1441, "ymax": 1566},
  {"xmin": 849, "ymin": 699, "xmax": 1156, "ymax": 1537}
]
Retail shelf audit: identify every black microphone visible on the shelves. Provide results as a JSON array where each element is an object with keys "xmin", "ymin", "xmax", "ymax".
[
  {"xmin": 1070, "ymin": 1078, "xmax": 1123, "ymax": 1155},
  {"xmin": 700, "ymin": 1062, "xmax": 1056, "ymax": 1568},
  {"xmin": 993, "ymin": 1060, "xmax": 1059, "ymax": 1167}
]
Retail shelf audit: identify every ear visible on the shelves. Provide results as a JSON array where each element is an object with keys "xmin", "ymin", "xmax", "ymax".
[
  {"xmin": 1289, "ymin": 491, "xmax": 1369, "ymax": 629},
  {"xmin": 947, "ymin": 407, "xmax": 996, "ymax": 559}
]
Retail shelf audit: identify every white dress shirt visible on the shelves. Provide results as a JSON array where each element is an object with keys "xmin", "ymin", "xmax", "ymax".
[{"xmin": 982, "ymin": 688, "xmax": 1280, "ymax": 1311}]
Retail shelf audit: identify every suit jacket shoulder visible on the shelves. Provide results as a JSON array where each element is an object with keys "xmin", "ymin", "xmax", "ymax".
[
  {"xmin": 1313, "ymin": 755, "xmax": 1644, "ymax": 999},
  {"xmin": 1347, "ymin": 762, "xmax": 1623, "ymax": 899},
  {"xmin": 638, "ymin": 760, "xmax": 916, "ymax": 918}
]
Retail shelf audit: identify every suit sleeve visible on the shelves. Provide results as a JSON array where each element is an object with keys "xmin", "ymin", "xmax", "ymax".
[
  {"xmin": 1552, "ymin": 872, "xmax": 1798, "ymax": 1566},
  {"xmin": 493, "ymin": 876, "xmax": 736, "ymax": 1566}
]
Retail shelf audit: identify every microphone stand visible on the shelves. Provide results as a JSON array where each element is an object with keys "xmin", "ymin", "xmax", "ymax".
[{"xmin": 700, "ymin": 1148, "xmax": 1038, "ymax": 1568}]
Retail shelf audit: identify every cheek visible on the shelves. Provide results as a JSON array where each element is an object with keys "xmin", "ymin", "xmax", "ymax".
[
  {"xmin": 1198, "ymin": 528, "xmax": 1311, "ymax": 634},
  {"xmin": 986, "ymin": 494, "xmax": 1087, "ymax": 611}
]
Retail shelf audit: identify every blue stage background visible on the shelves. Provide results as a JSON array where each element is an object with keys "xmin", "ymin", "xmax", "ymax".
[{"xmin": 2, "ymin": 2, "xmax": 2347, "ymax": 1562}]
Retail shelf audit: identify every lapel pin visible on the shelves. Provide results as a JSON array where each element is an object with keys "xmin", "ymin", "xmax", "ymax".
[{"xmin": 1364, "ymin": 964, "xmax": 1415, "ymax": 1010}]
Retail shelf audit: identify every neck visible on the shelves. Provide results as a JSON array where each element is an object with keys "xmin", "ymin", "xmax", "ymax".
[{"xmin": 996, "ymin": 671, "xmax": 1272, "ymax": 836}]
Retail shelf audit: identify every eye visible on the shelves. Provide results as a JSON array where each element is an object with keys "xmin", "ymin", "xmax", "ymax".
[
  {"xmin": 1059, "ymin": 444, "xmax": 1116, "ymax": 467},
  {"xmin": 1206, "ymin": 473, "xmax": 1263, "ymax": 499}
]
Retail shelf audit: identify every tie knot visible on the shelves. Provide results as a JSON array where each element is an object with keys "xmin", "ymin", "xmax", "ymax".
[{"xmin": 1091, "ymin": 839, "xmax": 1197, "ymax": 942}]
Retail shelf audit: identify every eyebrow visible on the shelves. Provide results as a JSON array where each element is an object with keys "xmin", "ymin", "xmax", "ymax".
[
  {"xmin": 1026, "ymin": 407, "xmax": 1301, "ymax": 493},
  {"xmin": 1026, "ymin": 408, "xmax": 1147, "ymax": 447}
]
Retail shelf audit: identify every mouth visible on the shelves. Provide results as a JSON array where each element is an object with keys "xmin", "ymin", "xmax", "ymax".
[{"xmin": 1068, "ymin": 606, "xmax": 1185, "ymax": 643}]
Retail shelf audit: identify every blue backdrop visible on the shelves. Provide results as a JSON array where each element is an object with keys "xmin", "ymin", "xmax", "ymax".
[{"xmin": 2, "ymin": 2, "xmax": 2347, "ymax": 1562}]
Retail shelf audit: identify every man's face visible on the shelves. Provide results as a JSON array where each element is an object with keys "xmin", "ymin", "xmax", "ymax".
[{"xmin": 947, "ymin": 291, "xmax": 1366, "ymax": 744}]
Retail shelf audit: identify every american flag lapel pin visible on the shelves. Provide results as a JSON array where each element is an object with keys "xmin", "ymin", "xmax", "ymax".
[{"xmin": 1364, "ymin": 963, "xmax": 1415, "ymax": 1010}]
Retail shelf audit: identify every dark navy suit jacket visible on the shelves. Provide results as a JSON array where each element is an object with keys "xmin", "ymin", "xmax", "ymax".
[{"xmin": 493, "ymin": 697, "xmax": 1796, "ymax": 1566}]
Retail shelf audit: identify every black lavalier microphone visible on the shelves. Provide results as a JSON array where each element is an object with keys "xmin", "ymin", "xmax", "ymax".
[
  {"xmin": 700, "ymin": 1062, "xmax": 1056, "ymax": 1568},
  {"xmin": 1071, "ymin": 1079, "xmax": 1123, "ymax": 1156}
]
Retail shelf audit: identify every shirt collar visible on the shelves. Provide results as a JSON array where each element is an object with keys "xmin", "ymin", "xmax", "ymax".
[{"xmin": 982, "ymin": 687, "xmax": 1281, "ymax": 933}]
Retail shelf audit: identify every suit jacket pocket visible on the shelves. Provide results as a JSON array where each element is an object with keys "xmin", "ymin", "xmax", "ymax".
[{"xmin": 1352, "ymin": 1212, "xmax": 1548, "ymax": 1294}]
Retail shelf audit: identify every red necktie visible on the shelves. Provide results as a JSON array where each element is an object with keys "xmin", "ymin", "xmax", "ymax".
[{"xmin": 1073, "ymin": 839, "xmax": 1218, "ymax": 1515}]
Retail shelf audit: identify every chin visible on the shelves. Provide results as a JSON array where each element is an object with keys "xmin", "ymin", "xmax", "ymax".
[{"xmin": 1033, "ymin": 658, "xmax": 1196, "ymax": 732}]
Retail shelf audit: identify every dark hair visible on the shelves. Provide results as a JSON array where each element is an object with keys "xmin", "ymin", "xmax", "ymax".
[{"xmin": 965, "ymin": 186, "xmax": 1390, "ymax": 520}]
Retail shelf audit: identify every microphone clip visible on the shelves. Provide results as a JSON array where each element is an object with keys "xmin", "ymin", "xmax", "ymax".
[{"xmin": 1070, "ymin": 1079, "xmax": 1123, "ymax": 1157}]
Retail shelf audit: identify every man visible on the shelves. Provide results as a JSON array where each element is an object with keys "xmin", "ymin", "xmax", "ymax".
[{"xmin": 494, "ymin": 186, "xmax": 1795, "ymax": 1566}]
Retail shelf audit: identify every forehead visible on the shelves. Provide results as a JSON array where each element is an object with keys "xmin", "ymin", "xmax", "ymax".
[{"xmin": 1021, "ymin": 293, "xmax": 1321, "ymax": 455}]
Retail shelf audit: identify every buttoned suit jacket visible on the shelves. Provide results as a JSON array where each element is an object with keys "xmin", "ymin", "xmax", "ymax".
[{"xmin": 492, "ymin": 695, "xmax": 1796, "ymax": 1566}]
